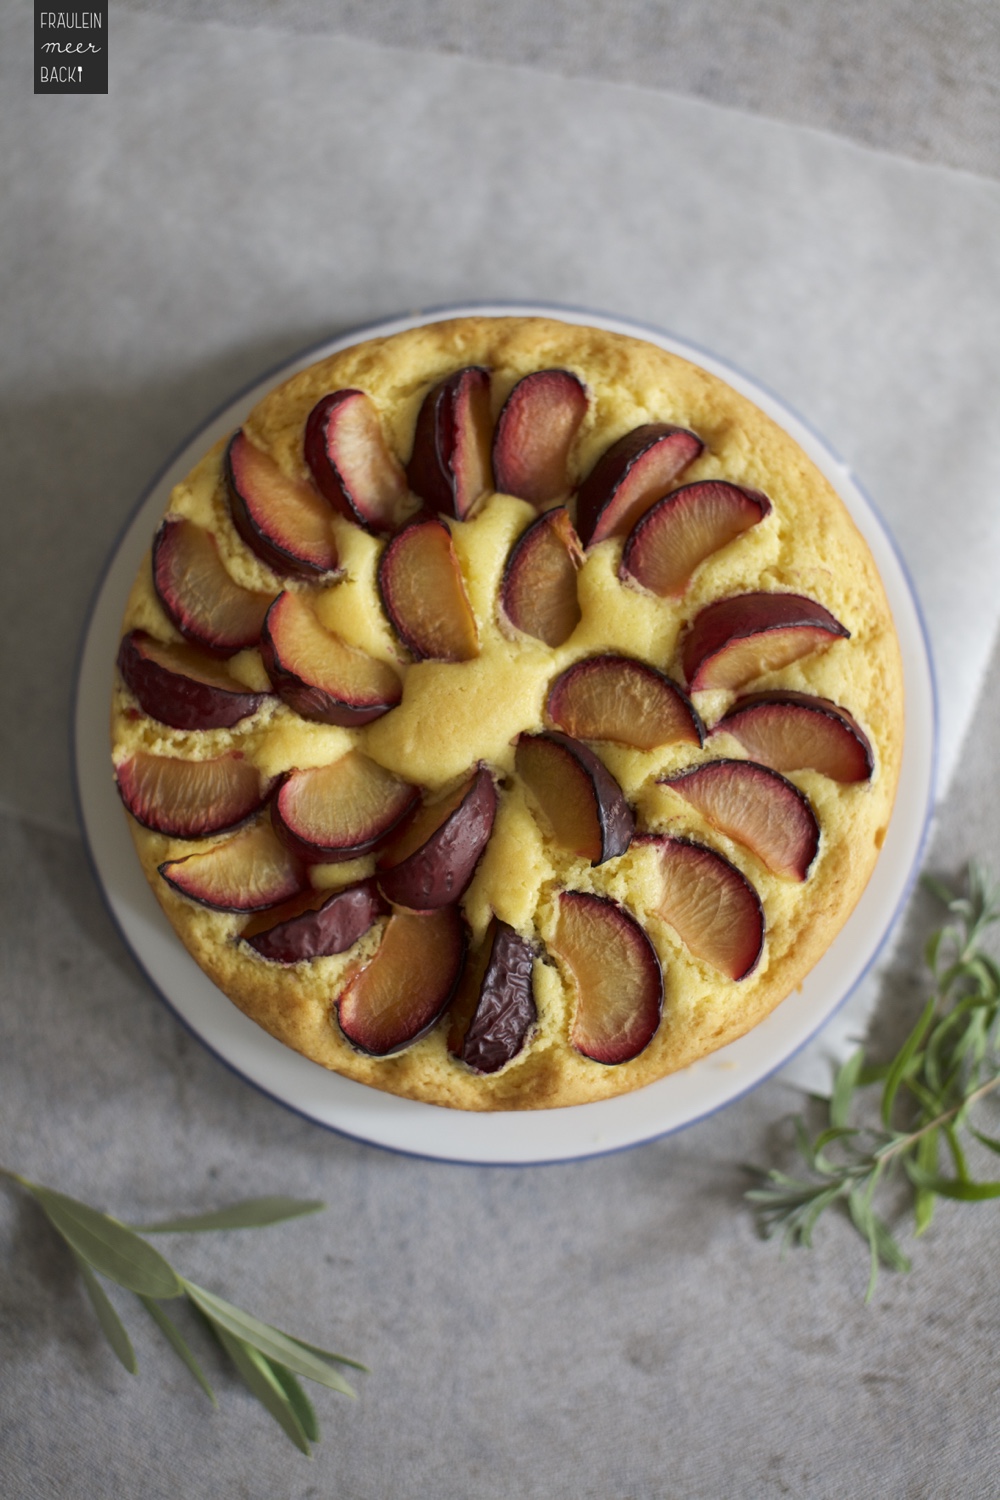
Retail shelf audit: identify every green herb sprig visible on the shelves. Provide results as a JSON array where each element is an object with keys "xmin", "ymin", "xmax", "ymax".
[
  {"xmin": 746, "ymin": 862, "xmax": 1000, "ymax": 1299},
  {"xmin": 0, "ymin": 1174, "xmax": 365, "ymax": 1454}
]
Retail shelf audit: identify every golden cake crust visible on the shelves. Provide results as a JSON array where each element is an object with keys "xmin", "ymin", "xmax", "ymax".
[{"xmin": 111, "ymin": 316, "xmax": 903, "ymax": 1110}]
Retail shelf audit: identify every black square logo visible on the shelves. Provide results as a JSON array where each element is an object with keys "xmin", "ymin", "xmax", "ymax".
[{"xmin": 35, "ymin": 3, "xmax": 108, "ymax": 94}]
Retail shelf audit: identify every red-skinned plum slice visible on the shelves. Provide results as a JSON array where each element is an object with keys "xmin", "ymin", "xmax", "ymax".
[
  {"xmin": 405, "ymin": 366, "xmax": 493, "ymax": 519},
  {"xmin": 260, "ymin": 591, "xmax": 402, "ymax": 726},
  {"xmin": 378, "ymin": 515, "xmax": 479, "ymax": 661},
  {"xmin": 377, "ymin": 765, "xmax": 497, "ymax": 910},
  {"xmin": 117, "ymin": 630, "xmax": 272, "ymax": 731},
  {"xmin": 648, "ymin": 835, "xmax": 764, "ymax": 979},
  {"xmin": 303, "ymin": 389, "xmax": 411, "ymax": 534},
  {"xmin": 515, "ymin": 731, "xmax": 634, "ymax": 865},
  {"xmin": 546, "ymin": 655, "xmax": 703, "ymax": 751},
  {"xmin": 273, "ymin": 752, "xmax": 419, "ymax": 864},
  {"xmin": 241, "ymin": 877, "xmax": 388, "ymax": 963},
  {"xmin": 553, "ymin": 891, "xmax": 663, "ymax": 1065},
  {"xmin": 499, "ymin": 507, "xmax": 583, "ymax": 647},
  {"xmin": 620, "ymin": 481, "xmax": 771, "ymax": 597},
  {"xmin": 575, "ymin": 423, "xmax": 704, "ymax": 547},
  {"xmin": 115, "ymin": 751, "xmax": 274, "ymax": 838},
  {"xmin": 682, "ymin": 593, "xmax": 850, "ymax": 692},
  {"xmin": 448, "ymin": 918, "xmax": 537, "ymax": 1074},
  {"xmin": 152, "ymin": 517, "xmax": 274, "ymax": 656},
  {"xmin": 660, "ymin": 759, "xmax": 820, "ymax": 880},
  {"xmin": 334, "ymin": 907, "xmax": 467, "ymax": 1056},
  {"xmin": 225, "ymin": 432, "xmax": 340, "ymax": 577},
  {"xmin": 159, "ymin": 819, "xmax": 307, "ymax": 912},
  {"xmin": 712, "ymin": 691, "xmax": 874, "ymax": 782},
  {"xmin": 492, "ymin": 369, "xmax": 588, "ymax": 504}
]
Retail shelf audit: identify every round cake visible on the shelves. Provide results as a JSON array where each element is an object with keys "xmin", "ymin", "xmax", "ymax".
[{"xmin": 110, "ymin": 315, "xmax": 903, "ymax": 1110}]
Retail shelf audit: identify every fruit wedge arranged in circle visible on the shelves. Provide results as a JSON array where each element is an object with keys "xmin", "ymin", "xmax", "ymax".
[
  {"xmin": 117, "ymin": 630, "xmax": 273, "ymax": 731},
  {"xmin": 115, "ymin": 751, "xmax": 274, "ymax": 839},
  {"xmin": 378, "ymin": 515, "xmax": 479, "ymax": 662},
  {"xmin": 647, "ymin": 835, "xmax": 764, "ymax": 980},
  {"xmin": 448, "ymin": 918, "xmax": 538, "ymax": 1074},
  {"xmin": 159, "ymin": 818, "xmax": 307, "ymax": 912},
  {"xmin": 406, "ymin": 365, "xmax": 493, "ymax": 520},
  {"xmin": 660, "ymin": 759, "xmax": 820, "ymax": 881},
  {"xmin": 500, "ymin": 506, "xmax": 584, "ymax": 647},
  {"xmin": 575, "ymin": 422, "xmax": 704, "ymax": 548},
  {"xmin": 225, "ymin": 432, "xmax": 340, "ymax": 577},
  {"xmin": 152, "ymin": 517, "xmax": 274, "ymax": 656},
  {"xmin": 712, "ymin": 691, "xmax": 874, "ymax": 783},
  {"xmin": 334, "ymin": 906, "xmax": 467, "ymax": 1056},
  {"xmin": 682, "ymin": 593, "xmax": 850, "ymax": 693},
  {"xmin": 515, "ymin": 731, "xmax": 634, "ymax": 865},
  {"xmin": 546, "ymin": 654, "xmax": 703, "ymax": 751},
  {"xmin": 377, "ymin": 764, "xmax": 497, "ymax": 910},
  {"xmin": 304, "ymin": 389, "xmax": 411, "ymax": 534},
  {"xmin": 620, "ymin": 481, "xmax": 772, "ymax": 598},
  {"xmin": 260, "ymin": 591, "xmax": 403, "ymax": 727},
  {"xmin": 273, "ymin": 752, "xmax": 419, "ymax": 863},
  {"xmin": 492, "ymin": 369, "xmax": 588, "ymax": 505},
  {"xmin": 552, "ymin": 891, "xmax": 663, "ymax": 1065},
  {"xmin": 241, "ymin": 878, "xmax": 388, "ymax": 963}
]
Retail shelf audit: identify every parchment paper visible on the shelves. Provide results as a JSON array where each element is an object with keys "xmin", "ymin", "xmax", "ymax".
[{"xmin": 2, "ymin": 7, "xmax": 999, "ymax": 1085}]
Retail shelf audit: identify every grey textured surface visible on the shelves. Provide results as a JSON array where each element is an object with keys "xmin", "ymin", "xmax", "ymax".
[
  {"xmin": 4, "ymin": 5, "xmax": 1000, "ymax": 1496},
  {"xmin": 121, "ymin": 0, "xmax": 1000, "ymax": 177}
]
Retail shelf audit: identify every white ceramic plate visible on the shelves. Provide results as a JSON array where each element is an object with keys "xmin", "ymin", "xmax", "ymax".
[{"xmin": 74, "ymin": 302, "xmax": 936, "ymax": 1165}]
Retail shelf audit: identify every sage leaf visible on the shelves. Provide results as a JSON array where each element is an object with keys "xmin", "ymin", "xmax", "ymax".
[
  {"xmin": 140, "ymin": 1295, "xmax": 217, "ymax": 1405},
  {"xmin": 213, "ymin": 1325, "xmax": 312, "ymax": 1456},
  {"xmin": 31, "ymin": 1186, "xmax": 182, "ymax": 1299},
  {"xmin": 183, "ymin": 1282, "xmax": 356, "ymax": 1397},
  {"xmin": 69, "ymin": 1249, "xmax": 137, "ymax": 1374},
  {"xmin": 137, "ymin": 1197, "xmax": 325, "ymax": 1235}
]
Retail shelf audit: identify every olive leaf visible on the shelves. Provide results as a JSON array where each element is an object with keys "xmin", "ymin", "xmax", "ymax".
[
  {"xmin": 136, "ymin": 1197, "xmax": 325, "ymax": 1235},
  {"xmin": 746, "ymin": 862, "xmax": 1000, "ymax": 1297}
]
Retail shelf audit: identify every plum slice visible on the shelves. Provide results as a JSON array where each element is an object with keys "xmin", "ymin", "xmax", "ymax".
[
  {"xmin": 660, "ymin": 759, "xmax": 819, "ymax": 880},
  {"xmin": 377, "ymin": 765, "xmax": 497, "ymax": 910},
  {"xmin": 546, "ymin": 655, "xmax": 703, "ymax": 751},
  {"xmin": 115, "ymin": 751, "xmax": 273, "ymax": 838},
  {"xmin": 272, "ymin": 752, "xmax": 419, "ymax": 864},
  {"xmin": 159, "ymin": 819, "xmax": 307, "ymax": 912},
  {"xmin": 117, "ymin": 630, "xmax": 272, "ymax": 731},
  {"xmin": 405, "ymin": 366, "xmax": 493, "ymax": 520},
  {"xmin": 492, "ymin": 369, "xmax": 588, "ymax": 505},
  {"xmin": 712, "ymin": 691, "xmax": 874, "ymax": 783},
  {"xmin": 449, "ymin": 918, "xmax": 537, "ymax": 1074},
  {"xmin": 648, "ymin": 835, "xmax": 764, "ymax": 979},
  {"xmin": 552, "ymin": 891, "xmax": 663, "ymax": 1065},
  {"xmin": 335, "ymin": 906, "xmax": 467, "ymax": 1056},
  {"xmin": 241, "ymin": 877, "xmax": 388, "ymax": 963},
  {"xmin": 575, "ymin": 423, "xmax": 704, "ymax": 548},
  {"xmin": 378, "ymin": 515, "xmax": 479, "ymax": 662},
  {"xmin": 515, "ymin": 731, "xmax": 634, "ymax": 865},
  {"xmin": 682, "ymin": 593, "xmax": 850, "ymax": 693},
  {"xmin": 304, "ymin": 389, "xmax": 411, "ymax": 534},
  {"xmin": 499, "ymin": 507, "xmax": 583, "ymax": 647},
  {"xmin": 620, "ymin": 481, "xmax": 772, "ymax": 598},
  {"xmin": 225, "ymin": 432, "xmax": 340, "ymax": 578},
  {"xmin": 260, "ymin": 590, "xmax": 402, "ymax": 727},
  {"xmin": 152, "ymin": 517, "xmax": 274, "ymax": 657}
]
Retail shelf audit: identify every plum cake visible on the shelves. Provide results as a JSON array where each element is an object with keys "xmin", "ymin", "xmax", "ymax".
[{"xmin": 110, "ymin": 316, "xmax": 903, "ymax": 1110}]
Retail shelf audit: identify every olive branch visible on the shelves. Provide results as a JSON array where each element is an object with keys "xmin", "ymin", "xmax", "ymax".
[{"xmin": 0, "ymin": 1178, "xmax": 364, "ymax": 1455}]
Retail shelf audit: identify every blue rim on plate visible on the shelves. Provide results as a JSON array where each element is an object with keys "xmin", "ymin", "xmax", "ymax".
[{"xmin": 73, "ymin": 301, "xmax": 938, "ymax": 1166}]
